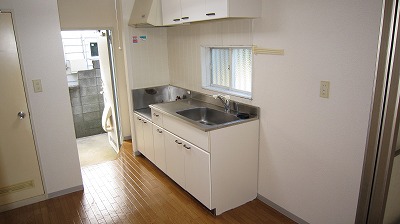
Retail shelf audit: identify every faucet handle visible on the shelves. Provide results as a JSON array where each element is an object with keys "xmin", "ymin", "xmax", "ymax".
[{"xmin": 212, "ymin": 94, "xmax": 230, "ymax": 100}]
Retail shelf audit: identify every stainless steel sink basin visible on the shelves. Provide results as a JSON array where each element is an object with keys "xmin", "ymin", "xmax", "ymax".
[{"xmin": 176, "ymin": 107, "xmax": 240, "ymax": 125}]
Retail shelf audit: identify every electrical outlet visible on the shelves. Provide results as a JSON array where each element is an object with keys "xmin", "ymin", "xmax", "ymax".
[
  {"xmin": 32, "ymin": 79, "xmax": 43, "ymax": 93},
  {"xmin": 320, "ymin": 81, "xmax": 330, "ymax": 98}
]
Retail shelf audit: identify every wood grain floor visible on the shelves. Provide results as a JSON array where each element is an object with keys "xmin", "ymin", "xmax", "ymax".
[{"xmin": 0, "ymin": 141, "xmax": 295, "ymax": 224}]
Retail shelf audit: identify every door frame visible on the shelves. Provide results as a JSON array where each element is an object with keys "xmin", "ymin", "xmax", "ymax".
[
  {"xmin": 105, "ymin": 30, "xmax": 122, "ymax": 149},
  {"xmin": 60, "ymin": 28, "xmax": 123, "ymax": 149},
  {"xmin": 356, "ymin": 0, "xmax": 400, "ymax": 222}
]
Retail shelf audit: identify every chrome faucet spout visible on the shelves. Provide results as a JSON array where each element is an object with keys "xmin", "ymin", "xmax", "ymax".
[{"xmin": 213, "ymin": 94, "xmax": 230, "ymax": 113}]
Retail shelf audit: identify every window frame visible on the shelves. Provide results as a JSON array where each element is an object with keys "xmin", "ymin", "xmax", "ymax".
[{"xmin": 201, "ymin": 45, "xmax": 253, "ymax": 99}]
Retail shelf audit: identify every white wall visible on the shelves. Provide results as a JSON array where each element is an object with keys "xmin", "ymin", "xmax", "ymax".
[
  {"xmin": 165, "ymin": 0, "xmax": 383, "ymax": 223},
  {"xmin": 0, "ymin": 0, "xmax": 82, "ymax": 194},
  {"xmin": 129, "ymin": 27, "xmax": 170, "ymax": 89},
  {"xmin": 58, "ymin": 0, "xmax": 132, "ymax": 139},
  {"xmin": 120, "ymin": 0, "xmax": 170, "ymax": 152}
]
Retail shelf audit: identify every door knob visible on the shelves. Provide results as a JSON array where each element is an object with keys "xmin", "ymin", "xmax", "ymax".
[{"xmin": 17, "ymin": 111, "xmax": 26, "ymax": 119}]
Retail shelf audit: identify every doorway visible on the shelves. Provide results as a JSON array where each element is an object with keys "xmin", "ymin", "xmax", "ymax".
[{"xmin": 61, "ymin": 30, "xmax": 121, "ymax": 167}]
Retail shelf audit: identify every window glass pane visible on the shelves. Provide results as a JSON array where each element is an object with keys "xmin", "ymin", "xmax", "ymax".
[
  {"xmin": 232, "ymin": 48, "xmax": 252, "ymax": 92},
  {"xmin": 210, "ymin": 48, "xmax": 230, "ymax": 88}
]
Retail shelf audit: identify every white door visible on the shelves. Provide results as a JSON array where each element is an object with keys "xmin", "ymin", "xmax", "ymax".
[
  {"xmin": 0, "ymin": 12, "xmax": 44, "ymax": 206},
  {"xmin": 98, "ymin": 32, "xmax": 120, "ymax": 153}
]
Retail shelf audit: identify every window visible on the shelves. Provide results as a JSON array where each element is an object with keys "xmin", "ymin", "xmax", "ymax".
[{"xmin": 202, "ymin": 46, "xmax": 253, "ymax": 99}]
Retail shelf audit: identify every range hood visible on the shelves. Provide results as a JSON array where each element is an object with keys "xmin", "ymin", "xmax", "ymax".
[{"xmin": 129, "ymin": 0, "xmax": 163, "ymax": 27}]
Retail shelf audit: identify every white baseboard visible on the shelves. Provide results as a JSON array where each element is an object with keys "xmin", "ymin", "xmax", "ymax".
[
  {"xmin": 0, "ymin": 185, "xmax": 84, "ymax": 213},
  {"xmin": 257, "ymin": 194, "xmax": 308, "ymax": 224},
  {"xmin": 47, "ymin": 185, "xmax": 84, "ymax": 199},
  {"xmin": 0, "ymin": 194, "xmax": 47, "ymax": 213}
]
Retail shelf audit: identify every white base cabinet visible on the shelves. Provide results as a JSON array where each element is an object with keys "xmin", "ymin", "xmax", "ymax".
[
  {"xmin": 135, "ymin": 107, "xmax": 259, "ymax": 215},
  {"xmin": 165, "ymin": 131, "xmax": 211, "ymax": 208},
  {"xmin": 133, "ymin": 114, "xmax": 155, "ymax": 163}
]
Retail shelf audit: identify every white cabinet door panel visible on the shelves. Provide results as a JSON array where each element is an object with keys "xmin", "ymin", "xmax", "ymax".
[
  {"xmin": 184, "ymin": 142, "xmax": 211, "ymax": 209},
  {"xmin": 165, "ymin": 131, "xmax": 185, "ymax": 188},
  {"xmin": 161, "ymin": 0, "xmax": 182, "ymax": 25},
  {"xmin": 181, "ymin": 0, "xmax": 205, "ymax": 22},
  {"xmin": 142, "ymin": 119, "xmax": 155, "ymax": 163},
  {"xmin": 134, "ymin": 114, "xmax": 145, "ymax": 155},
  {"xmin": 205, "ymin": 0, "xmax": 228, "ymax": 19},
  {"xmin": 153, "ymin": 125, "xmax": 166, "ymax": 172}
]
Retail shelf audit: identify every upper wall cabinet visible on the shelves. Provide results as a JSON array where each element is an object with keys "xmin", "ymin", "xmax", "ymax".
[{"xmin": 161, "ymin": 0, "xmax": 261, "ymax": 26}]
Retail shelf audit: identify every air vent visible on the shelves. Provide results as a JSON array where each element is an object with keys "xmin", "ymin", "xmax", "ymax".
[{"xmin": 0, "ymin": 180, "xmax": 34, "ymax": 196}]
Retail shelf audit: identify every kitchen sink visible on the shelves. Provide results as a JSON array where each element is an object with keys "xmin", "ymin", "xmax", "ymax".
[{"xmin": 176, "ymin": 107, "xmax": 240, "ymax": 125}]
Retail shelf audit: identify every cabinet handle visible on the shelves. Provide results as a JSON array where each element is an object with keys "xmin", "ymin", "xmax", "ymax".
[
  {"xmin": 181, "ymin": 16, "xmax": 189, "ymax": 20},
  {"xmin": 175, "ymin": 140, "xmax": 182, "ymax": 145},
  {"xmin": 153, "ymin": 113, "xmax": 159, "ymax": 117},
  {"xmin": 206, "ymin": 12, "xmax": 216, "ymax": 16},
  {"xmin": 183, "ymin": 144, "xmax": 191, "ymax": 150},
  {"xmin": 173, "ymin": 18, "xmax": 180, "ymax": 22},
  {"xmin": 157, "ymin": 129, "xmax": 162, "ymax": 133}
]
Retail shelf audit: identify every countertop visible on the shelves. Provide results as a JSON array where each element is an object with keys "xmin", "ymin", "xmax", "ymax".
[{"xmin": 143, "ymin": 99, "xmax": 258, "ymax": 132}]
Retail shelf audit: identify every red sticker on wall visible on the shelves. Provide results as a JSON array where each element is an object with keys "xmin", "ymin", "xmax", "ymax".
[{"xmin": 132, "ymin": 36, "xmax": 138, "ymax": 43}]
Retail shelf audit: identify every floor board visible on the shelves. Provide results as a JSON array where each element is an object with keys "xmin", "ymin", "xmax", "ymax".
[{"xmin": 0, "ymin": 141, "xmax": 296, "ymax": 224}]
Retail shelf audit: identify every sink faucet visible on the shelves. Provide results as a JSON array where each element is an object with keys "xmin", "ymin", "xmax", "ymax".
[{"xmin": 213, "ymin": 94, "xmax": 230, "ymax": 112}]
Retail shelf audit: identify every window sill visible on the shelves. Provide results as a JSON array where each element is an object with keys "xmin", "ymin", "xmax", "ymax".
[{"xmin": 202, "ymin": 86, "xmax": 252, "ymax": 100}]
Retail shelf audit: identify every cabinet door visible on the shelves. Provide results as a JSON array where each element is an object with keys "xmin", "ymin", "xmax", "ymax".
[
  {"xmin": 152, "ymin": 125, "xmax": 166, "ymax": 172},
  {"xmin": 181, "ymin": 0, "xmax": 205, "ymax": 22},
  {"xmin": 184, "ymin": 142, "xmax": 211, "ymax": 208},
  {"xmin": 134, "ymin": 114, "xmax": 145, "ymax": 155},
  {"xmin": 161, "ymin": 0, "xmax": 182, "ymax": 25},
  {"xmin": 205, "ymin": 0, "xmax": 228, "ymax": 19},
  {"xmin": 165, "ymin": 131, "xmax": 185, "ymax": 188},
  {"xmin": 142, "ymin": 119, "xmax": 155, "ymax": 163}
]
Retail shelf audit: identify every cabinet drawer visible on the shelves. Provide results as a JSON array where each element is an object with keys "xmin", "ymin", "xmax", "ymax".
[
  {"xmin": 151, "ymin": 108, "xmax": 163, "ymax": 127},
  {"xmin": 163, "ymin": 114, "xmax": 209, "ymax": 152}
]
